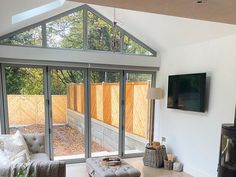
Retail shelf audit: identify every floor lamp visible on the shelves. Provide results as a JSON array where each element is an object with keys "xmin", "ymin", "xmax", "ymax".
[{"xmin": 146, "ymin": 88, "xmax": 163, "ymax": 146}]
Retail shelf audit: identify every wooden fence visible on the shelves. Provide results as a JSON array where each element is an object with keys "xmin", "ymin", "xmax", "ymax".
[
  {"xmin": 68, "ymin": 81, "xmax": 151, "ymax": 138},
  {"xmin": 8, "ymin": 95, "xmax": 67, "ymax": 126},
  {"xmin": 7, "ymin": 81, "xmax": 151, "ymax": 139}
]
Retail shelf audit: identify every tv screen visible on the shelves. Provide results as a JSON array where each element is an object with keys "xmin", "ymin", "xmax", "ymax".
[{"xmin": 167, "ymin": 73, "xmax": 206, "ymax": 112}]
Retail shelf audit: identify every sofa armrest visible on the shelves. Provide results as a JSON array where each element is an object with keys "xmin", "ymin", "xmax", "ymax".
[
  {"xmin": 33, "ymin": 161, "xmax": 66, "ymax": 177},
  {"xmin": 23, "ymin": 133, "xmax": 45, "ymax": 153}
]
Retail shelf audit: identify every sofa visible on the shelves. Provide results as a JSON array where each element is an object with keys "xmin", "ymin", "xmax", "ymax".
[{"xmin": 0, "ymin": 132, "xmax": 65, "ymax": 177}]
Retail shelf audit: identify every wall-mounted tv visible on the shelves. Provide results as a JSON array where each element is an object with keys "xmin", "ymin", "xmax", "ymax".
[{"xmin": 167, "ymin": 73, "xmax": 206, "ymax": 112}]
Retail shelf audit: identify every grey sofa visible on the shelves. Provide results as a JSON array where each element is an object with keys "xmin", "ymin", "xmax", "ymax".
[{"xmin": 0, "ymin": 133, "xmax": 66, "ymax": 177}]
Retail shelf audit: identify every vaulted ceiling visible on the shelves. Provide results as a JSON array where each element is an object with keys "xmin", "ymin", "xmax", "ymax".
[
  {"xmin": 70, "ymin": 0, "xmax": 236, "ymax": 25},
  {"xmin": 1, "ymin": 0, "xmax": 236, "ymax": 52}
]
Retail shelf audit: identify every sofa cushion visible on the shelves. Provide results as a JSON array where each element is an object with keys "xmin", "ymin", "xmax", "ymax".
[
  {"xmin": 24, "ymin": 134, "xmax": 45, "ymax": 153},
  {"xmin": 0, "ymin": 149, "xmax": 10, "ymax": 166},
  {"xmin": 3, "ymin": 130, "xmax": 30, "ymax": 161},
  {"xmin": 31, "ymin": 153, "xmax": 50, "ymax": 162},
  {"xmin": 0, "ymin": 138, "xmax": 4, "ymax": 151}
]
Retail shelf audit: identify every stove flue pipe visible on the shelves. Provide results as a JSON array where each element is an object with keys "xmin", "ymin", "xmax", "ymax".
[{"xmin": 234, "ymin": 104, "xmax": 236, "ymax": 125}]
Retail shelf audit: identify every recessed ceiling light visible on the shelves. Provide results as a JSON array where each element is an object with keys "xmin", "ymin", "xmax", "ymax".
[{"xmin": 196, "ymin": 0, "xmax": 207, "ymax": 4}]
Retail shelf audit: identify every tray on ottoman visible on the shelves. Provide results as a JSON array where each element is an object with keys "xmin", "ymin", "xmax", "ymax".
[{"xmin": 86, "ymin": 158, "xmax": 141, "ymax": 177}]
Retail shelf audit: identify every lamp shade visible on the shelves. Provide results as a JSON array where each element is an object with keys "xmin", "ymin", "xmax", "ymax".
[{"xmin": 146, "ymin": 88, "xmax": 163, "ymax": 100}]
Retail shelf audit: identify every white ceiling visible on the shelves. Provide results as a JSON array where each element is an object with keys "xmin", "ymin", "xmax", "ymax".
[
  {"xmin": 0, "ymin": 0, "xmax": 80, "ymax": 36},
  {"xmin": 1, "ymin": 1, "xmax": 236, "ymax": 52}
]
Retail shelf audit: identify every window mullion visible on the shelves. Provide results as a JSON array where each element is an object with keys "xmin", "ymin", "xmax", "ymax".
[
  {"xmin": 42, "ymin": 23, "xmax": 47, "ymax": 48},
  {"xmin": 83, "ymin": 6, "xmax": 88, "ymax": 50}
]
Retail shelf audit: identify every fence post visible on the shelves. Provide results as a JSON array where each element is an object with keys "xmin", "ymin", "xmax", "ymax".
[
  {"xmin": 67, "ymin": 84, "xmax": 71, "ymax": 109},
  {"xmin": 146, "ymin": 80, "xmax": 151, "ymax": 139},
  {"xmin": 103, "ymin": 83, "xmax": 111, "ymax": 124},
  {"xmin": 74, "ymin": 84, "xmax": 78, "ymax": 112},
  {"xmin": 81, "ymin": 84, "xmax": 84, "ymax": 114},
  {"xmin": 91, "ymin": 84, "xmax": 97, "ymax": 119}
]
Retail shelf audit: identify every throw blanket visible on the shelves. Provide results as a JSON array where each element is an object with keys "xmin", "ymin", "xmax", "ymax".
[{"xmin": 0, "ymin": 161, "xmax": 65, "ymax": 177}]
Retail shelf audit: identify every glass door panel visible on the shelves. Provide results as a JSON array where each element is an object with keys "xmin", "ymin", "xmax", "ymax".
[
  {"xmin": 0, "ymin": 66, "xmax": 3, "ymax": 134},
  {"xmin": 50, "ymin": 69, "xmax": 85, "ymax": 160},
  {"xmin": 90, "ymin": 71, "xmax": 121, "ymax": 157},
  {"xmin": 5, "ymin": 66, "xmax": 45, "ymax": 134},
  {"xmin": 125, "ymin": 72, "xmax": 152, "ymax": 154}
]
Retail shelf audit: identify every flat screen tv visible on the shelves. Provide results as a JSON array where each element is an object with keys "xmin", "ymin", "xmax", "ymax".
[{"xmin": 167, "ymin": 73, "xmax": 206, "ymax": 112}]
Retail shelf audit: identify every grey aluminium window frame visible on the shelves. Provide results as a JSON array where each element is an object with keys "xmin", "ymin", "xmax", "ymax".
[
  {"xmin": 0, "ymin": 64, "xmax": 47, "ymax": 137},
  {"xmin": 0, "ymin": 59, "xmax": 157, "ymax": 162},
  {"xmin": 88, "ymin": 68, "xmax": 124, "ymax": 158},
  {"xmin": 47, "ymin": 66, "xmax": 88, "ymax": 163},
  {"xmin": 122, "ymin": 70, "xmax": 156, "ymax": 158},
  {"xmin": 0, "ymin": 4, "xmax": 157, "ymax": 57},
  {"xmin": 0, "ymin": 64, "xmax": 6, "ymax": 134}
]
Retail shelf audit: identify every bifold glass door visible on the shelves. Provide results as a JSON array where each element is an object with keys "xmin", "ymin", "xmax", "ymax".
[
  {"xmin": 0, "ymin": 66, "xmax": 3, "ymax": 134},
  {"xmin": 1, "ymin": 64, "xmax": 155, "ymax": 160},
  {"xmin": 50, "ymin": 68, "xmax": 85, "ymax": 160},
  {"xmin": 124, "ymin": 72, "xmax": 153, "ymax": 155},
  {"xmin": 4, "ymin": 65, "xmax": 45, "ymax": 135},
  {"xmin": 90, "ymin": 70, "xmax": 121, "ymax": 157}
]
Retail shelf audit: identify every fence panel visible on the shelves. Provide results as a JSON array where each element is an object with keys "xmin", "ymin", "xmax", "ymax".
[
  {"xmin": 125, "ymin": 83, "xmax": 134, "ymax": 133},
  {"xmin": 8, "ymin": 81, "xmax": 150, "ymax": 138},
  {"xmin": 68, "ymin": 81, "xmax": 150, "ymax": 138},
  {"xmin": 111, "ymin": 84, "xmax": 119, "ymax": 127},
  {"xmin": 52, "ymin": 95, "xmax": 67, "ymax": 124},
  {"xmin": 8, "ymin": 95, "xmax": 67, "ymax": 126},
  {"xmin": 133, "ymin": 83, "xmax": 150, "ymax": 138}
]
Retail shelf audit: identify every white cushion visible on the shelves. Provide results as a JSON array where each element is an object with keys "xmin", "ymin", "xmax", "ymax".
[
  {"xmin": 3, "ymin": 130, "xmax": 30, "ymax": 161},
  {"xmin": 0, "ymin": 139, "xmax": 4, "ymax": 151},
  {"xmin": 0, "ymin": 149, "xmax": 10, "ymax": 166},
  {"xmin": 31, "ymin": 153, "xmax": 50, "ymax": 162}
]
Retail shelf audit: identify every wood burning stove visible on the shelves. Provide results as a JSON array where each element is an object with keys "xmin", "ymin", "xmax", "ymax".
[{"xmin": 218, "ymin": 111, "xmax": 236, "ymax": 177}]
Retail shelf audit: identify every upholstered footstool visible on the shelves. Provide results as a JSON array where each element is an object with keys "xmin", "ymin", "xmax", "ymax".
[{"xmin": 86, "ymin": 158, "xmax": 141, "ymax": 177}]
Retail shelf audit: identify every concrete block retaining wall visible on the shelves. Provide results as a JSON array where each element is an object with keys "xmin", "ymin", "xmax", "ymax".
[{"xmin": 67, "ymin": 109, "xmax": 146, "ymax": 152}]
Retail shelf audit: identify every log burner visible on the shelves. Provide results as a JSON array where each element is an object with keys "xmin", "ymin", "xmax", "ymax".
[{"xmin": 218, "ymin": 108, "xmax": 236, "ymax": 177}]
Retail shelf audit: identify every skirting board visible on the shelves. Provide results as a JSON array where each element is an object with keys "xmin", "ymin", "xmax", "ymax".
[{"xmin": 184, "ymin": 164, "xmax": 214, "ymax": 177}]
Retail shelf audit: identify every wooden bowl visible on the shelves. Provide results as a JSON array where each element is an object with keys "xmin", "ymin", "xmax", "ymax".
[{"xmin": 101, "ymin": 157, "xmax": 121, "ymax": 166}]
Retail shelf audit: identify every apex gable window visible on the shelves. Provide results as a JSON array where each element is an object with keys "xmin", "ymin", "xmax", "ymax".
[
  {"xmin": 0, "ymin": 26, "xmax": 42, "ymax": 47},
  {"xmin": 0, "ymin": 5, "xmax": 156, "ymax": 57},
  {"xmin": 46, "ymin": 9, "xmax": 83, "ymax": 49}
]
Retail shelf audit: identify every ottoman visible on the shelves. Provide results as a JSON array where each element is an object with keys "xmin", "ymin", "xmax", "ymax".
[{"xmin": 86, "ymin": 158, "xmax": 141, "ymax": 177}]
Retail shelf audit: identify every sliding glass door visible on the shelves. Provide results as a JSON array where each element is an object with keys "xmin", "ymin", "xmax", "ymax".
[
  {"xmin": 50, "ymin": 68, "xmax": 85, "ymax": 160},
  {"xmin": 90, "ymin": 70, "xmax": 121, "ymax": 157},
  {"xmin": 124, "ymin": 72, "xmax": 153, "ymax": 155},
  {"xmin": 4, "ymin": 65, "xmax": 45, "ymax": 134}
]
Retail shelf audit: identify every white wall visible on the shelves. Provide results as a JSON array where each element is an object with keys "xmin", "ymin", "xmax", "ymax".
[{"xmin": 154, "ymin": 34, "xmax": 236, "ymax": 177}]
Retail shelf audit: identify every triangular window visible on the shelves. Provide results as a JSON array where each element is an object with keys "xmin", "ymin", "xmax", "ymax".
[
  {"xmin": 124, "ymin": 35, "xmax": 153, "ymax": 56},
  {"xmin": 87, "ymin": 11, "xmax": 121, "ymax": 52},
  {"xmin": 0, "ymin": 26, "xmax": 42, "ymax": 46},
  {"xmin": 46, "ymin": 9, "xmax": 83, "ymax": 49},
  {"xmin": 0, "ymin": 5, "xmax": 156, "ymax": 56}
]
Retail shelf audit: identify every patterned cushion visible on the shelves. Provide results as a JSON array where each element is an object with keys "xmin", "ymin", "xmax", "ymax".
[{"xmin": 11, "ymin": 150, "xmax": 28, "ymax": 165}]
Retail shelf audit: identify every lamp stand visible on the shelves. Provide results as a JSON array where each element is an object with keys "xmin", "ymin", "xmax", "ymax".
[{"xmin": 149, "ymin": 99, "xmax": 155, "ymax": 146}]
